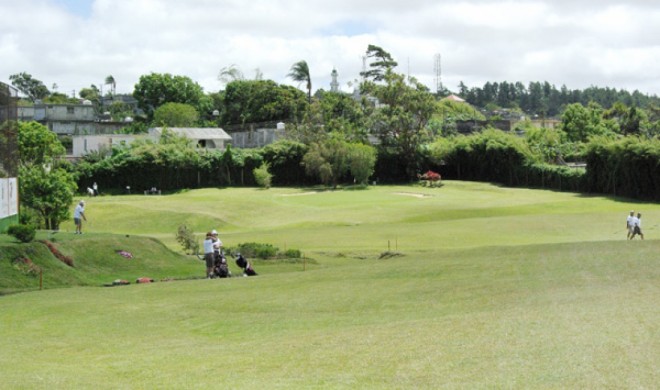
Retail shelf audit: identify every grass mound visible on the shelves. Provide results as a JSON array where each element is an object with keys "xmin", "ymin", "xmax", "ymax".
[{"xmin": 0, "ymin": 233, "xmax": 202, "ymax": 294}]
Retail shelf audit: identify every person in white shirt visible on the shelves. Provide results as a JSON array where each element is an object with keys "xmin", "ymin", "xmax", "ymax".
[
  {"xmin": 203, "ymin": 232, "xmax": 215, "ymax": 278},
  {"xmin": 626, "ymin": 210, "xmax": 635, "ymax": 239},
  {"xmin": 630, "ymin": 213, "xmax": 644, "ymax": 240},
  {"xmin": 73, "ymin": 200, "xmax": 87, "ymax": 234}
]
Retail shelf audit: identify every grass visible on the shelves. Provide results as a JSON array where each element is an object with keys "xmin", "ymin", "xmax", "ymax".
[{"xmin": 1, "ymin": 181, "xmax": 658, "ymax": 388}]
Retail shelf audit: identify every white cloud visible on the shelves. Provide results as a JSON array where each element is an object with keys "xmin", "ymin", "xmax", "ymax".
[{"xmin": 1, "ymin": 0, "xmax": 658, "ymax": 100}]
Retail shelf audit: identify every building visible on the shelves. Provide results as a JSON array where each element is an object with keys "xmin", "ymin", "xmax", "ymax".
[
  {"xmin": 71, "ymin": 127, "xmax": 232, "ymax": 158},
  {"xmin": 149, "ymin": 127, "xmax": 232, "ymax": 149},
  {"xmin": 18, "ymin": 101, "xmax": 126, "ymax": 135}
]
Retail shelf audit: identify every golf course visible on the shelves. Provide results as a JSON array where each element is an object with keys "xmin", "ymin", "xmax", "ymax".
[{"xmin": 1, "ymin": 181, "xmax": 658, "ymax": 388}]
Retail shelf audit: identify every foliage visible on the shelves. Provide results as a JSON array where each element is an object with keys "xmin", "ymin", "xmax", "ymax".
[
  {"xmin": 253, "ymin": 163, "xmax": 272, "ymax": 189},
  {"xmin": 233, "ymin": 242, "xmax": 278, "ymax": 259},
  {"xmin": 288, "ymin": 60, "xmax": 312, "ymax": 103},
  {"xmin": 360, "ymin": 44, "xmax": 398, "ymax": 82},
  {"xmin": 9, "ymin": 72, "xmax": 50, "ymax": 102},
  {"xmin": 261, "ymin": 140, "xmax": 309, "ymax": 186},
  {"xmin": 560, "ymin": 102, "xmax": 616, "ymax": 142},
  {"xmin": 347, "ymin": 142, "xmax": 377, "ymax": 185},
  {"xmin": 133, "ymin": 73, "xmax": 209, "ymax": 120},
  {"xmin": 153, "ymin": 102, "xmax": 199, "ymax": 127},
  {"xmin": 7, "ymin": 224, "xmax": 36, "ymax": 243},
  {"xmin": 583, "ymin": 136, "xmax": 660, "ymax": 200},
  {"xmin": 314, "ymin": 90, "xmax": 368, "ymax": 142},
  {"xmin": 362, "ymin": 70, "xmax": 437, "ymax": 179},
  {"xmin": 458, "ymin": 80, "xmax": 660, "ymax": 117},
  {"xmin": 17, "ymin": 121, "xmax": 65, "ymax": 166},
  {"xmin": 176, "ymin": 224, "xmax": 199, "ymax": 255},
  {"xmin": 19, "ymin": 165, "xmax": 77, "ymax": 230},
  {"xmin": 220, "ymin": 79, "xmax": 308, "ymax": 125},
  {"xmin": 18, "ymin": 121, "xmax": 77, "ymax": 230}
]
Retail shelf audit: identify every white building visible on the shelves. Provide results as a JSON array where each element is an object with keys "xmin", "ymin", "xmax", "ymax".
[{"xmin": 71, "ymin": 127, "xmax": 232, "ymax": 158}]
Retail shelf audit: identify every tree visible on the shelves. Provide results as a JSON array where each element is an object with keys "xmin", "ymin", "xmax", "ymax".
[
  {"xmin": 220, "ymin": 79, "xmax": 307, "ymax": 125},
  {"xmin": 79, "ymin": 85, "xmax": 101, "ymax": 104},
  {"xmin": 362, "ymin": 70, "xmax": 437, "ymax": 179},
  {"xmin": 9, "ymin": 72, "xmax": 50, "ymax": 102},
  {"xmin": 153, "ymin": 102, "xmax": 199, "ymax": 127},
  {"xmin": 18, "ymin": 121, "xmax": 76, "ymax": 229},
  {"xmin": 303, "ymin": 137, "xmax": 350, "ymax": 188},
  {"xmin": 18, "ymin": 121, "xmax": 65, "ymax": 166},
  {"xmin": 302, "ymin": 134, "xmax": 376, "ymax": 188},
  {"xmin": 288, "ymin": 60, "xmax": 312, "ymax": 103},
  {"xmin": 19, "ymin": 165, "xmax": 76, "ymax": 230},
  {"xmin": 105, "ymin": 75, "xmax": 116, "ymax": 96},
  {"xmin": 218, "ymin": 64, "xmax": 245, "ymax": 86},
  {"xmin": 347, "ymin": 142, "xmax": 377, "ymax": 185},
  {"xmin": 360, "ymin": 44, "xmax": 398, "ymax": 82},
  {"xmin": 133, "ymin": 73, "xmax": 209, "ymax": 120},
  {"xmin": 560, "ymin": 102, "xmax": 614, "ymax": 142}
]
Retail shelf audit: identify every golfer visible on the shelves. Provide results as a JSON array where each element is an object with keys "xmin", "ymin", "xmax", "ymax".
[
  {"xmin": 203, "ymin": 232, "xmax": 215, "ymax": 278},
  {"xmin": 74, "ymin": 200, "xmax": 87, "ymax": 234},
  {"xmin": 626, "ymin": 210, "xmax": 635, "ymax": 239},
  {"xmin": 631, "ymin": 213, "xmax": 644, "ymax": 240}
]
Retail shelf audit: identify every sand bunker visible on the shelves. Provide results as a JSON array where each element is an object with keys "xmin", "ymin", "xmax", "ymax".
[{"xmin": 393, "ymin": 192, "xmax": 431, "ymax": 198}]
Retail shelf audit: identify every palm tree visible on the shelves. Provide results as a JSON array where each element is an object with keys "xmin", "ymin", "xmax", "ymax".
[
  {"xmin": 104, "ymin": 75, "xmax": 116, "ymax": 96},
  {"xmin": 288, "ymin": 60, "xmax": 311, "ymax": 103},
  {"xmin": 218, "ymin": 64, "xmax": 245, "ymax": 86}
]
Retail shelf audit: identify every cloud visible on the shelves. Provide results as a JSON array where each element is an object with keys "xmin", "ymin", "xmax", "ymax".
[{"xmin": 1, "ymin": 0, "xmax": 658, "ymax": 100}]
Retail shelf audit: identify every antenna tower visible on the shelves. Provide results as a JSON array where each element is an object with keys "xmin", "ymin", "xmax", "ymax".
[{"xmin": 434, "ymin": 53, "xmax": 443, "ymax": 94}]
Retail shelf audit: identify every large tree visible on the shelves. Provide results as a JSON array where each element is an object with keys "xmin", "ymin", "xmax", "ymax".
[
  {"xmin": 360, "ymin": 44, "xmax": 398, "ymax": 82},
  {"xmin": 153, "ymin": 102, "xmax": 199, "ymax": 127},
  {"xmin": 220, "ymin": 79, "xmax": 307, "ymax": 125},
  {"xmin": 288, "ymin": 60, "xmax": 312, "ymax": 103},
  {"xmin": 18, "ymin": 121, "xmax": 76, "ymax": 229},
  {"xmin": 9, "ymin": 72, "xmax": 50, "ymax": 102},
  {"xmin": 133, "ymin": 73, "xmax": 210, "ymax": 120},
  {"xmin": 361, "ymin": 70, "xmax": 437, "ymax": 179}
]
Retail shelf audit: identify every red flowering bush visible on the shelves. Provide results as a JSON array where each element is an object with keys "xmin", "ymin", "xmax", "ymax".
[
  {"xmin": 39, "ymin": 240, "xmax": 74, "ymax": 267},
  {"xmin": 418, "ymin": 170, "xmax": 442, "ymax": 187}
]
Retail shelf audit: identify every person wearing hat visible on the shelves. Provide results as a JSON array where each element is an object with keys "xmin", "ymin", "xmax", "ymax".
[
  {"xmin": 73, "ymin": 200, "xmax": 87, "ymax": 234},
  {"xmin": 211, "ymin": 229, "xmax": 223, "ymax": 261},
  {"xmin": 203, "ymin": 232, "xmax": 215, "ymax": 278},
  {"xmin": 626, "ymin": 210, "xmax": 635, "ymax": 239}
]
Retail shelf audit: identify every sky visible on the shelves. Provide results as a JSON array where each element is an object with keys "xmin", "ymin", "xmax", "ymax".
[{"xmin": 2, "ymin": 0, "xmax": 659, "ymax": 101}]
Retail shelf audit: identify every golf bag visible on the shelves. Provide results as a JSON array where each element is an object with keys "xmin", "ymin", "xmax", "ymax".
[
  {"xmin": 212, "ymin": 251, "xmax": 231, "ymax": 278},
  {"xmin": 235, "ymin": 253, "xmax": 257, "ymax": 276}
]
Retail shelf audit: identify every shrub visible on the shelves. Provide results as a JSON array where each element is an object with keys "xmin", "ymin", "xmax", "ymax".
[
  {"xmin": 176, "ymin": 225, "xmax": 199, "ymax": 255},
  {"xmin": 253, "ymin": 163, "xmax": 272, "ymax": 189},
  {"xmin": 234, "ymin": 242, "xmax": 278, "ymax": 259},
  {"xmin": 283, "ymin": 248, "xmax": 302, "ymax": 259},
  {"xmin": 7, "ymin": 224, "xmax": 36, "ymax": 243}
]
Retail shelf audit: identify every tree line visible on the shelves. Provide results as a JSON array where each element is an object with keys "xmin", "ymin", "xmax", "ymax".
[{"xmin": 457, "ymin": 80, "xmax": 660, "ymax": 118}]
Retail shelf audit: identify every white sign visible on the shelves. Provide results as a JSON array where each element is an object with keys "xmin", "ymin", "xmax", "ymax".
[
  {"xmin": 8, "ymin": 177, "xmax": 18, "ymax": 216},
  {"xmin": 0, "ymin": 178, "xmax": 7, "ymax": 218}
]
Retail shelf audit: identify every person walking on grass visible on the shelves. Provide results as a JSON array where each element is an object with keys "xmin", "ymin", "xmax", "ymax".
[
  {"xmin": 630, "ymin": 213, "xmax": 644, "ymax": 240},
  {"xmin": 203, "ymin": 232, "xmax": 215, "ymax": 278},
  {"xmin": 73, "ymin": 200, "xmax": 87, "ymax": 234},
  {"xmin": 626, "ymin": 210, "xmax": 635, "ymax": 239}
]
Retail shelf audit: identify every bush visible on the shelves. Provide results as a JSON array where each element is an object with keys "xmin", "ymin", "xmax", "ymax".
[
  {"xmin": 253, "ymin": 163, "xmax": 272, "ymax": 189},
  {"xmin": 176, "ymin": 225, "xmax": 199, "ymax": 254},
  {"xmin": 7, "ymin": 224, "xmax": 36, "ymax": 243},
  {"xmin": 283, "ymin": 248, "xmax": 302, "ymax": 259},
  {"xmin": 234, "ymin": 242, "xmax": 278, "ymax": 259}
]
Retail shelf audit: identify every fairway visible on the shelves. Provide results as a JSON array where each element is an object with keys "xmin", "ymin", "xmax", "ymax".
[{"xmin": 1, "ymin": 182, "xmax": 658, "ymax": 388}]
